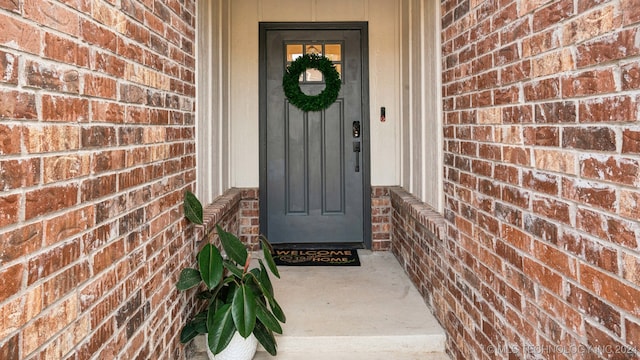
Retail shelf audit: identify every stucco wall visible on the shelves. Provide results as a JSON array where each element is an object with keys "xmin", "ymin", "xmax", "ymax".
[{"xmin": 401, "ymin": 0, "xmax": 444, "ymax": 211}]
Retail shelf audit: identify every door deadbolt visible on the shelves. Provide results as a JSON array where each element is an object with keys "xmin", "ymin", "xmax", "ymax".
[{"xmin": 352, "ymin": 121, "xmax": 361, "ymax": 138}]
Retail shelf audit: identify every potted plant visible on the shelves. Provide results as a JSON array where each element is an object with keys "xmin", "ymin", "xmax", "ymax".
[{"xmin": 176, "ymin": 191, "xmax": 286, "ymax": 359}]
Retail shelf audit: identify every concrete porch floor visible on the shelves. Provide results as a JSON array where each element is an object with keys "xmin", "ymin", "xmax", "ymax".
[{"xmin": 189, "ymin": 251, "xmax": 449, "ymax": 359}]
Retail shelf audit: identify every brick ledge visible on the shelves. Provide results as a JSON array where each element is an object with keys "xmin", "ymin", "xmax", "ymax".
[
  {"xmin": 200, "ymin": 188, "xmax": 243, "ymax": 234},
  {"xmin": 388, "ymin": 186, "xmax": 446, "ymax": 240}
]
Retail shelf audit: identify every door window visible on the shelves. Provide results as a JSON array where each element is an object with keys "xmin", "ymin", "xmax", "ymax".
[{"xmin": 285, "ymin": 43, "xmax": 343, "ymax": 82}]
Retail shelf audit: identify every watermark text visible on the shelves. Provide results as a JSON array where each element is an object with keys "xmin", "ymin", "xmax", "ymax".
[{"xmin": 485, "ymin": 344, "xmax": 639, "ymax": 356}]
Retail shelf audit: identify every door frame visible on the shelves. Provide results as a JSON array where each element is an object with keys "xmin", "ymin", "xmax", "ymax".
[{"xmin": 258, "ymin": 22, "xmax": 372, "ymax": 249}]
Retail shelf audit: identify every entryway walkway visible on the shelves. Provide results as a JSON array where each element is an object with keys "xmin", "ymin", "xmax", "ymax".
[{"xmin": 188, "ymin": 251, "xmax": 449, "ymax": 359}]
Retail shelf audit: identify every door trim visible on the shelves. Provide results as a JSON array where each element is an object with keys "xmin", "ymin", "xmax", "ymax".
[{"xmin": 258, "ymin": 22, "xmax": 372, "ymax": 249}]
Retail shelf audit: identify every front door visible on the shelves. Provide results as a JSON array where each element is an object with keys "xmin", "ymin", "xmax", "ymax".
[{"xmin": 259, "ymin": 23, "xmax": 370, "ymax": 247}]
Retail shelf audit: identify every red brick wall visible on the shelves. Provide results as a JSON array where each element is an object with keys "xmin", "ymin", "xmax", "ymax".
[
  {"xmin": 239, "ymin": 189, "xmax": 260, "ymax": 250},
  {"xmin": 199, "ymin": 188, "xmax": 260, "ymax": 251},
  {"xmin": 228, "ymin": 187, "xmax": 394, "ymax": 251},
  {"xmin": 372, "ymin": 187, "xmax": 393, "ymax": 251},
  {"xmin": 390, "ymin": 187, "xmax": 446, "ymax": 308},
  {"xmin": 431, "ymin": 0, "xmax": 640, "ymax": 359},
  {"xmin": 0, "ymin": 1, "xmax": 197, "ymax": 359}
]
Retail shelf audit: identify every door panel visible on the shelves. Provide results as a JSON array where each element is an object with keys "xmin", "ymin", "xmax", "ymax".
[
  {"xmin": 260, "ymin": 23, "xmax": 370, "ymax": 246},
  {"xmin": 285, "ymin": 104, "xmax": 307, "ymax": 214},
  {"xmin": 322, "ymin": 100, "xmax": 345, "ymax": 214}
]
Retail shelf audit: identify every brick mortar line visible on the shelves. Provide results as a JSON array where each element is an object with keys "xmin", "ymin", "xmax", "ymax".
[
  {"xmin": 0, "ymin": 2, "xmax": 198, "ymax": 358},
  {"xmin": 444, "ymin": 180, "xmax": 637, "ymax": 222},
  {"xmin": 440, "ymin": 229, "xmax": 639, "ymax": 338},
  {"xmin": 70, "ymin": 222, "xmax": 196, "ymax": 355},
  {"xmin": 443, "ymin": 152, "xmax": 640, "ymax": 179},
  {"xmin": 0, "ymin": 147, "xmax": 195, "ymax": 186},
  {"xmin": 0, "ymin": 3, "xmax": 196, "ymax": 59},
  {"xmin": 445, "ymin": 189, "xmax": 639, "ymax": 243},
  {"xmin": 3, "ymin": 164, "xmax": 193, "ymax": 204},
  {"xmin": 441, "ymin": 103, "xmax": 640, "ymax": 115},
  {"xmin": 393, "ymin": 187, "xmax": 638, "ymax": 349},
  {"xmin": 0, "ymin": 38, "xmax": 195, "ymax": 90},
  {"xmin": 1, "ymin": 178, "xmax": 187, "ymax": 264},
  {"xmin": 0, "ymin": 194, "xmax": 184, "ymax": 288}
]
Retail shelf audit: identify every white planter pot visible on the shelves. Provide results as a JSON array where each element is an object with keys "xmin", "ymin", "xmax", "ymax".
[{"xmin": 206, "ymin": 332, "xmax": 258, "ymax": 360}]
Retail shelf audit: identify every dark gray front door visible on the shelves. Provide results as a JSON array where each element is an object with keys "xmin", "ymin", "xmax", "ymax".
[{"xmin": 259, "ymin": 23, "xmax": 370, "ymax": 247}]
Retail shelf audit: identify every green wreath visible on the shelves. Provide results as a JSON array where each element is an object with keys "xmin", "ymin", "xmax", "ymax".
[{"xmin": 283, "ymin": 54, "xmax": 341, "ymax": 112}]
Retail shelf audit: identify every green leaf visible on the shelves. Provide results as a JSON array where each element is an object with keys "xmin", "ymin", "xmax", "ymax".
[
  {"xmin": 176, "ymin": 268, "xmax": 201, "ymax": 291},
  {"xmin": 261, "ymin": 237, "xmax": 280, "ymax": 278},
  {"xmin": 256, "ymin": 300, "xmax": 283, "ymax": 334},
  {"xmin": 232, "ymin": 284, "xmax": 256, "ymax": 338},
  {"xmin": 217, "ymin": 225, "xmax": 247, "ymax": 265},
  {"xmin": 223, "ymin": 260, "xmax": 244, "ymax": 279},
  {"xmin": 268, "ymin": 296, "xmax": 286, "ymax": 323},
  {"xmin": 179, "ymin": 321, "xmax": 202, "ymax": 343},
  {"xmin": 194, "ymin": 310, "xmax": 208, "ymax": 321},
  {"xmin": 180, "ymin": 311, "xmax": 208, "ymax": 343},
  {"xmin": 198, "ymin": 244, "xmax": 223, "ymax": 289},
  {"xmin": 207, "ymin": 303, "xmax": 236, "ymax": 355},
  {"xmin": 211, "ymin": 278, "xmax": 235, "ymax": 305},
  {"xmin": 248, "ymin": 267, "xmax": 261, "ymax": 279},
  {"xmin": 196, "ymin": 290, "xmax": 213, "ymax": 300},
  {"xmin": 258, "ymin": 261, "xmax": 274, "ymax": 298},
  {"xmin": 246, "ymin": 268, "xmax": 263, "ymax": 296},
  {"xmin": 254, "ymin": 321, "xmax": 277, "ymax": 355},
  {"xmin": 180, "ymin": 322, "xmax": 199, "ymax": 343},
  {"xmin": 184, "ymin": 191, "xmax": 203, "ymax": 225},
  {"xmin": 194, "ymin": 313, "xmax": 209, "ymax": 337}
]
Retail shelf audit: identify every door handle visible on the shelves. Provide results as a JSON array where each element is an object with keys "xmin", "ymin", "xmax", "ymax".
[{"xmin": 353, "ymin": 141, "xmax": 360, "ymax": 172}]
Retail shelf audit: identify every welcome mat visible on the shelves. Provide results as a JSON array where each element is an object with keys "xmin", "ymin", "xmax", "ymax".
[{"xmin": 272, "ymin": 249, "xmax": 360, "ymax": 266}]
